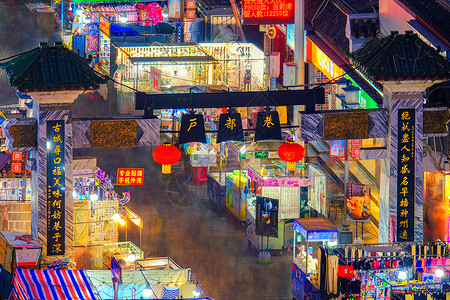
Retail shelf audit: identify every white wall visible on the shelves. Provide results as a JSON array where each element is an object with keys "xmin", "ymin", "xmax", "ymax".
[{"xmin": 379, "ymin": 0, "xmax": 414, "ymax": 36}]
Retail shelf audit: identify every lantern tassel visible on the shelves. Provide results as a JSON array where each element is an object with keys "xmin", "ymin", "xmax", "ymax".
[
  {"xmin": 162, "ymin": 164, "xmax": 171, "ymax": 174},
  {"xmin": 287, "ymin": 162, "xmax": 296, "ymax": 171}
]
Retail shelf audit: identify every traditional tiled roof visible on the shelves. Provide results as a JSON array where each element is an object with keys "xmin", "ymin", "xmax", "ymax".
[
  {"xmin": 304, "ymin": 0, "xmax": 379, "ymax": 57},
  {"xmin": 349, "ymin": 31, "xmax": 450, "ymax": 82},
  {"xmin": 349, "ymin": 17, "xmax": 379, "ymax": 39},
  {"xmin": 396, "ymin": 0, "xmax": 449, "ymax": 46},
  {"xmin": 0, "ymin": 42, "xmax": 107, "ymax": 93}
]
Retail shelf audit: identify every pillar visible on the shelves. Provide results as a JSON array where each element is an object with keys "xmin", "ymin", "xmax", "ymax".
[
  {"xmin": 30, "ymin": 91, "xmax": 81, "ymax": 263},
  {"xmin": 378, "ymin": 82, "xmax": 430, "ymax": 243}
]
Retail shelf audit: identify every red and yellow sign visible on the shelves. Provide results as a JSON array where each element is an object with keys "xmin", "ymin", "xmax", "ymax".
[
  {"xmin": 116, "ymin": 168, "xmax": 144, "ymax": 185},
  {"xmin": 12, "ymin": 151, "xmax": 23, "ymax": 161},
  {"xmin": 243, "ymin": 0, "xmax": 294, "ymax": 24},
  {"xmin": 98, "ymin": 14, "xmax": 110, "ymax": 37},
  {"xmin": 306, "ymin": 38, "xmax": 343, "ymax": 81},
  {"xmin": 11, "ymin": 162, "xmax": 22, "ymax": 173}
]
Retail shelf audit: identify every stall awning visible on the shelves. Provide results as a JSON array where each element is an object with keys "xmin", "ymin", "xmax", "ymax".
[{"xmin": 10, "ymin": 269, "xmax": 97, "ymax": 300}]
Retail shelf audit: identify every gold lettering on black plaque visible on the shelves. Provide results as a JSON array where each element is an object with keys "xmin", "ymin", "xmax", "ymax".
[
  {"xmin": 91, "ymin": 120, "xmax": 137, "ymax": 148},
  {"xmin": 9, "ymin": 124, "xmax": 38, "ymax": 148},
  {"xmin": 323, "ymin": 111, "xmax": 369, "ymax": 140}
]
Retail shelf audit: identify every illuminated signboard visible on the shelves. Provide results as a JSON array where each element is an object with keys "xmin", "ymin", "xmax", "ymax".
[
  {"xmin": 11, "ymin": 162, "xmax": 22, "ymax": 173},
  {"xmin": 306, "ymin": 38, "xmax": 343, "ymax": 80},
  {"xmin": 98, "ymin": 14, "xmax": 110, "ymax": 37},
  {"xmin": 243, "ymin": 0, "xmax": 294, "ymax": 25},
  {"xmin": 116, "ymin": 168, "xmax": 144, "ymax": 185},
  {"xmin": 12, "ymin": 151, "xmax": 23, "ymax": 161},
  {"xmin": 47, "ymin": 120, "xmax": 65, "ymax": 256},
  {"xmin": 330, "ymin": 140, "xmax": 346, "ymax": 158},
  {"xmin": 397, "ymin": 108, "xmax": 415, "ymax": 242}
]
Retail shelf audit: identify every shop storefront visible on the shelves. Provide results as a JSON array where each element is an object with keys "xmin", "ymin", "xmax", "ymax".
[
  {"xmin": 303, "ymin": 242, "xmax": 450, "ymax": 299},
  {"xmin": 115, "ymin": 42, "xmax": 265, "ymax": 93},
  {"xmin": 292, "ymin": 217, "xmax": 338, "ymax": 300},
  {"xmin": 246, "ymin": 164, "xmax": 311, "ymax": 253}
]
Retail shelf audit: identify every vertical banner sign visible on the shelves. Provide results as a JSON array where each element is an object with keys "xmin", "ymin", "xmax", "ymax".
[
  {"xmin": 217, "ymin": 113, "xmax": 244, "ymax": 143},
  {"xmin": 255, "ymin": 111, "xmax": 282, "ymax": 141},
  {"xmin": 47, "ymin": 120, "xmax": 65, "ymax": 255},
  {"xmin": 150, "ymin": 67, "xmax": 162, "ymax": 91},
  {"xmin": 255, "ymin": 197, "xmax": 279, "ymax": 237},
  {"xmin": 168, "ymin": 0, "xmax": 182, "ymax": 19},
  {"xmin": 397, "ymin": 109, "xmax": 415, "ymax": 242},
  {"xmin": 179, "ymin": 113, "xmax": 207, "ymax": 144},
  {"xmin": 329, "ymin": 140, "xmax": 345, "ymax": 158}
]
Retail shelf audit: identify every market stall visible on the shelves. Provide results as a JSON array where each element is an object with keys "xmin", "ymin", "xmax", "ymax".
[
  {"xmin": 292, "ymin": 218, "xmax": 338, "ymax": 300},
  {"xmin": 207, "ymin": 172, "xmax": 227, "ymax": 214},
  {"xmin": 246, "ymin": 164, "xmax": 311, "ymax": 253},
  {"xmin": 115, "ymin": 42, "xmax": 265, "ymax": 93},
  {"xmin": 226, "ymin": 170, "xmax": 247, "ymax": 223},
  {"xmin": 330, "ymin": 242, "xmax": 450, "ymax": 299}
]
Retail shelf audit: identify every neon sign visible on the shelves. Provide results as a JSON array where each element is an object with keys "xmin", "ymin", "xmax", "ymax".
[{"xmin": 243, "ymin": 0, "xmax": 295, "ymax": 25}]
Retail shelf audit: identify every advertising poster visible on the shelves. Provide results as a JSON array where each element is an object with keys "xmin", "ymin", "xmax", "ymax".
[
  {"xmin": 330, "ymin": 140, "xmax": 345, "ymax": 158},
  {"xmin": 47, "ymin": 120, "xmax": 65, "ymax": 255},
  {"xmin": 346, "ymin": 183, "xmax": 371, "ymax": 223},
  {"xmin": 255, "ymin": 197, "xmax": 278, "ymax": 237},
  {"xmin": 168, "ymin": 0, "xmax": 181, "ymax": 19},
  {"xmin": 292, "ymin": 263, "xmax": 320, "ymax": 300},
  {"xmin": 308, "ymin": 165, "xmax": 327, "ymax": 216}
]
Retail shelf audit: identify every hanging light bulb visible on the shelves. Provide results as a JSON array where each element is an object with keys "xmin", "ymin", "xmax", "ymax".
[
  {"xmin": 398, "ymin": 270, "xmax": 408, "ymax": 281},
  {"xmin": 435, "ymin": 268, "xmax": 444, "ymax": 278},
  {"xmin": 143, "ymin": 284, "xmax": 153, "ymax": 298}
]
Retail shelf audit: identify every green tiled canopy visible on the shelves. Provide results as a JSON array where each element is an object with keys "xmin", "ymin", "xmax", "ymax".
[
  {"xmin": 348, "ymin": 32, "xmax": 450, "ymax": 82},
  {"xmin": 0, "ymin": 43, "xmax": 108, "ymax": 93}
]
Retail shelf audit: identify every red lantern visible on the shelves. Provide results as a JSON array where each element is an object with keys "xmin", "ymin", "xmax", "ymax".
[
  {"xmin": 152, "ymin": 143, "xmax": 181, "ymax": 174},
  {"xmin": 277, "ymin": 142, "xmax": 305, "ymax": 171}
]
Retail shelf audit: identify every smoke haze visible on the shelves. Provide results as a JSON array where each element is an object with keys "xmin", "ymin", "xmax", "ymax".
[{"xmin": 0, "ymin": 3, "xmax": 57, "ymax": 105}]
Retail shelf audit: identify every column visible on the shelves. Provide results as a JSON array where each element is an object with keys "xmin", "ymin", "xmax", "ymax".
[{"xmin": 30, "ymin": 92, "xmax": 79, "ymax": 263}]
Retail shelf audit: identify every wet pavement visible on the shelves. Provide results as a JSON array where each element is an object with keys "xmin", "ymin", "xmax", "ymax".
[{"xmin": 73, "ymin": 96, "xmax": 293, "ymax": 300}]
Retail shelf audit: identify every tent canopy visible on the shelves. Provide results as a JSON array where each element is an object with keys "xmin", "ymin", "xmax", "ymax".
[{"xmin": 10, "ymin": 268, "xmax": 97, "ymax": 300}]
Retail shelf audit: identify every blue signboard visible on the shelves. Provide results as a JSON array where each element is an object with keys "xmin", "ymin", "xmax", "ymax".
[
  {"xmin": 306, "ymin": 230, "xmax": 338, "ymax": 242},
  {"xmin": 292, "ymin": 263, "xmax": 320, "ymax": 300},
  {"xmin": 47, "ymin": 120, "xmax": 65, "ymax": 255}
]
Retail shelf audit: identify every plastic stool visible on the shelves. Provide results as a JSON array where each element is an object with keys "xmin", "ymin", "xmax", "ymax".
[{"xmin": 193, "ymin": 167, "xmax": 208, "ymax": 185}]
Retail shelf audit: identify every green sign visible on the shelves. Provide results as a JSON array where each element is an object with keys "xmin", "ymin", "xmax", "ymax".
[{"xmin": 255, "ymin": 152, "xmax": 268, "ymax": 159}]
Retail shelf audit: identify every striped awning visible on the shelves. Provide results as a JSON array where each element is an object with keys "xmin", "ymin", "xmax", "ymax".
[{"xmin": 10, "ymin": 269, "xmax": 97, "ymax": 300}]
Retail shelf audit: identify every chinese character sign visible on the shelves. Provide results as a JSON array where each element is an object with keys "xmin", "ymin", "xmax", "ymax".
[
  {"xmin": 255, "ymin": 197, "xmax": 279, "ymax": 237},
  {"xmin": 243, "ymin": 0, "xmax": 295, "ymax": 24},
  {"xmin": 397, "ymin": 108, "xmax": 415, "ymax": 242},
  {"xmin": 255, "ymin": 111, "xmax": 282, "ymax": 141},
  {"xmin": 47, "ymin": 120, "xmax": 65, "ymax": 255},
  {"xmin": 179, "ymin": 113, "xmax": 206, "ymax": 144},
  {"xmin": 116, "ymin": 168, "xmax": 144, "ymax": 185},
  {"xmin": 168, "ymin": 0, "xmax": 181, "ymax": 19},
  {"xmin": 150, "ymin": 67, "xmax": 162, "ymax": 91},
  {"xmin": 217, "ymin": 112, "xmax": 244, "ymax": 143},
  {"xmin": 12, "ymin": 151, "xmax": 23, "ymax": 161}
]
